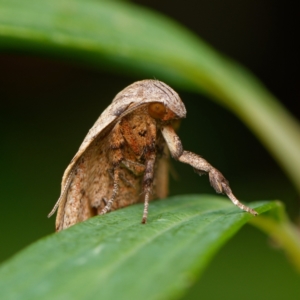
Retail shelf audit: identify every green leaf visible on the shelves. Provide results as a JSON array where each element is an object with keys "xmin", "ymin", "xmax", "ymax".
[
  {"xmin": 249, "ymin": 202, "xmax": 300, "ymax": 272},
  {"xmin": 1, "ymin": 0, "xmax": 300, "ymax": 193},
  {"xmin": 1, "ymin": 195, "xmax": 297, "ymax": 300}
]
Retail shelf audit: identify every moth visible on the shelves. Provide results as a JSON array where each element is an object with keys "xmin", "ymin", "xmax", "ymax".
[{"xmin": 49, "ymin": 79, "xmax": 257, "ymax": 231}]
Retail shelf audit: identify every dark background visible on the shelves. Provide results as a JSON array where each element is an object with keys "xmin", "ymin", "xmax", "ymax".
[{"xmin": 0, "ymin": 0, "xmax": 299, "ymax": 298}]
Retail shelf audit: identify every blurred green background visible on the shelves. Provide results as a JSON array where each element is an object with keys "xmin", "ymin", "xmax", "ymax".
[{"xmin": 0, "ymin": 0, "xmax": 299, "ymax": 299}]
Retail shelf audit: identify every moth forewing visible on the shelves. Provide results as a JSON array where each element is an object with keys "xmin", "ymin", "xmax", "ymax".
[{"xmin": 49, "ymin": 79, "xmax": 257, "ymax": 232}]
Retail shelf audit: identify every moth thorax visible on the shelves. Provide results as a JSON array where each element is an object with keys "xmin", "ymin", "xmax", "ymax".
[{"xmin": 148, "ymin": 102, "xmax": 166, "ymax": 119}]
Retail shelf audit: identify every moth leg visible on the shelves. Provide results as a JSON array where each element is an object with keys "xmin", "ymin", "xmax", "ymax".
[
  {"xmin": 100, "ymin": 123, "xmax": 124, "ymax": 215},
  {"xmin": 161, "ymin": 125, "xmax": 258, "ymax": 216},
  {"xmin": 100, "ymin": 168, "xmax": 120, "ymax": 214},
  {"xmin": 118, "ymin": 173, "xmax": 134, "ymax": 188},
  {"xmin": 141, "ymin": 120, "xmax": 157, "ymax": 224},
  {"xmin": 142, "ymin": 152, "xmax": 156, "ymax": 224},
  {"xmin": 121, "ymin": 159, "xmax": 145, "ymax": 176},
  {"xmin": 107, "ymin": 168, "xmax": 132, "ymax": 188}
]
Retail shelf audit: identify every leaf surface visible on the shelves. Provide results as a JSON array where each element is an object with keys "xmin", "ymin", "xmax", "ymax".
[{"xmin": 0, "ymin": 195, "xmax": 276, "ymax": 300}]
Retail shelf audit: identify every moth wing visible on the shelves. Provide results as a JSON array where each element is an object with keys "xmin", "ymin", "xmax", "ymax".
[
  {"xmin": 55, "ymin": 112, "xmax": 116, "ymax": 230},
  {"xmin": 56, "ymin": 132, "xmax": 113, "ymax": 231}
]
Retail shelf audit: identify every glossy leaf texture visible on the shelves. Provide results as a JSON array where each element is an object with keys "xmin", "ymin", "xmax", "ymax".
[{"xmin": 0, "ymin": 195, "xmax": 286, "ymax": 300}]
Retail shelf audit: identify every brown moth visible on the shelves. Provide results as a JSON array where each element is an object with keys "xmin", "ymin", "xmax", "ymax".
[{"xmin": 48, "ymin": 79, "xmax": 258, "ymax": 231}]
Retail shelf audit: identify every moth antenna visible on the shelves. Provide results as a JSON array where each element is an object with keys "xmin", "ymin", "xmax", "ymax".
[{"xmin": 47, "ymin": 169, "xmax": 74, "ymax": 218}]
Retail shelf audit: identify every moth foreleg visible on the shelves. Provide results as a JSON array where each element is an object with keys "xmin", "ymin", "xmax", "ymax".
[
  {"xmin": 179, "ymin": 151, "xmax": 258, "ymax": 215},
  {"xmin": 161, "ymin": 125, "xmax": 258, "ymax": 216}
]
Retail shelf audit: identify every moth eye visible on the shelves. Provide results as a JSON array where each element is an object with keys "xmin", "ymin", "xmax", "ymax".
[{"xmin": 148, "ymin": 102, "xmax": 166, "ymax": 119}]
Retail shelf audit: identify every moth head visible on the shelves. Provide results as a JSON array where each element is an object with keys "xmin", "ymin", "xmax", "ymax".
[
  {"xmin": 150, "ymin": 80, "xmax": 186, "ymax": 120},
  {"xmin": 142, "ymin": 80, "xmax": 186, "ymax": 122},
  {"xmin": 112, "ymin": 79, "xmax": 187, "ymax": 120},
  {"xmin": 148, "ymin": 102, "xmax": 166, "ymax": 119},
  {"xmin": 148, "ymin": 102, "xmax": 178, "ymax": 122}
]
